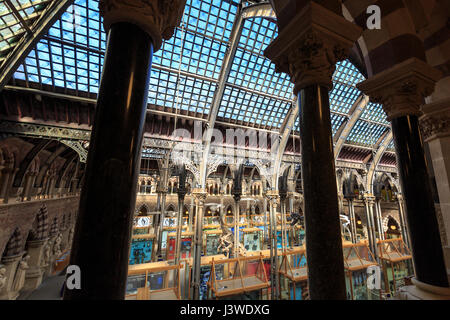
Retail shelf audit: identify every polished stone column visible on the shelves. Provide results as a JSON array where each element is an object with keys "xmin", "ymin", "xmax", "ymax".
[
  {"xmin": 264, "ymin": 2, "xmax": 361, "ymax": 299},
  {"xmin": 64, "ymin": 23, "xmax": 153, "ymax": 300},
  {"xmin": 191, "ymin": 188, "xmax": 207, "ymax": 300},
  {"xmin": 64, "ymin": 0, "xmax": 185, "ymax": 300},
  {"xmin": 358, "ymin": 58, "xmax": 449, "ymax": 288}
]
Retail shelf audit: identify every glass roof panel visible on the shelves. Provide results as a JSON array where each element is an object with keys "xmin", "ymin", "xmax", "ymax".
[
  {"xmin": 1, "ymin": 0, "xmax": 54, "ymax": 59},
  {"xmin": 220, "ymin": 17, "xmax": 293, "ymax": 128},
  {"xmin": 9, "ymin": 0, "xmax": 392, "ymax": 152},
  {"xmin": 360, "ymin": 101, "xmax": 389, "ymax": 125},
  {"xmin": 347, "ymin": 120, "xmax": 388, "ymax": 147},
  {"xmin": 329, "ymin": 60, "xmax": 365, "ymax": 114}
]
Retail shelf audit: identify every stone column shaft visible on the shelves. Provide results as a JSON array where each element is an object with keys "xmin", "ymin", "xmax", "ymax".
[
  {"xmin": 358, "ymin": 57, "xmax": 449, "ymax": 288},
  {"xmin": 63, "ymin": 20, "xmax": 154, "ymax": 299}
]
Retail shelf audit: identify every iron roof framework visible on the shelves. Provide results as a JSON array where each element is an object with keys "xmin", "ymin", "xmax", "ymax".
[{"xmin": 1, "ymin": 0, "xmax": 395, "ymax": 155}]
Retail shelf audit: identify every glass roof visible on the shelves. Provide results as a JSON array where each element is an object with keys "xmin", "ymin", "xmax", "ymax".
[
  {"xmin": 0, "ymin": 0, "xmax": 55, "ymax": 61},
  {"xmin": 9, "ymin": 0, "xmax": 391, "ymax": 150}
]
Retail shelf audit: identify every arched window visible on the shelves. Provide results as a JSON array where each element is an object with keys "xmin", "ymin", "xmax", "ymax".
[
  {"xmin": 138, "ymin": 205, "xmax": 148, "ymax": 216},
  {"xmin": 386, "ymin": 217, "xmax": 401, "ymax": 239}
]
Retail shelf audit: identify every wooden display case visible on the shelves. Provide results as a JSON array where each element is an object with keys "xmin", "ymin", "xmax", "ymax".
[
  {"xmin": 126, "ymin": 261, "xmax": 182, "ymax": 300},
  {"xmin": 208, "ymin": 254, "xmax": 269, "ymax": 299},
  {"xmin": 278, "ymin": 247, "xmax": 308, "ymax": 300},
  {"xmin": 342, "ymin": 242, "xmax": 379, "ymax": 300},
  {"xmin": 377, "ymin": 238, "xmax": 413, "ymax": 294}
]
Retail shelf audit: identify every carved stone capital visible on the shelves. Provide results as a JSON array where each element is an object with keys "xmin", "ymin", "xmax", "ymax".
[
  {"xmin": 363, "ymin": 194, "xmax": 376, "ymax": 206},
  {"xmin": 192, "ymin": 188, "xmax": 208, "ymax": 205},
  {"xmin": 264, "ymin": 2, "xmax": 361, "ymax": 94},
  {"xmin": 357, "ymin": 58, "xmax": 442, "ymax": 121},
  {"xmin": 99, "ymin": 0, "xmax": 186, "ymax": 51},
  {"xmin": 419, "ymin": 98, "xmax": 450, "ymax": 142},
  {"xmin": 265, "ymin": 190, "xmax": 279, "ymax": 206}
]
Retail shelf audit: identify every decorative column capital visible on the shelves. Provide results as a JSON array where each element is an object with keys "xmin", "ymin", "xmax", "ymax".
[
  {"xmin": 99, "ymin": 0, "xmax": 186, "ymax": 51},
  {"xmin": 265, "ymin": 190, "xmax": 279, "ymax": 206},
  {"xmin": 156, "ymin": 186, "xmax": 168, "ymax": 194},
  {"xmin": 264, "ymin": 2, "xmax": 361, "ymax": 94},
  {"xmin": 357, "ymin": 58, "xmax": 442, "ymax": 121},
  {"xmin": 363, "ymin": 194, "xmax": 376, "ymax": 206},
  {"xmin": 419, "ymin": 98, "xmax": 450, "ymax": 142},
  {"xmin": 192, "ymin": 188, "xmax": 208, "ymax": 206}
]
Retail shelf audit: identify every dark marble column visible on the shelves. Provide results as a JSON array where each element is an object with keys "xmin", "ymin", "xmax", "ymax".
[
  {"xmin": 391, "ymin": 115, "xmax": 449, "ymax": 288},
  {"xmin": 299, "ymin": 85, "xmax": 347, "ymax": 300},
  {"xmin": 64, "ymin": 22, "xmax": 153, "ymax": 300}
]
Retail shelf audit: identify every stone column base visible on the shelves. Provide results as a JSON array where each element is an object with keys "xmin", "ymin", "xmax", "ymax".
[{"xmin": 395, "ymin": 278, "xmax": 450, "ymax": 300}]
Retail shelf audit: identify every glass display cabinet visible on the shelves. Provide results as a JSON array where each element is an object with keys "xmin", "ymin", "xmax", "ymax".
[
  {"xmin": 342, "ymin": 242, "xmax": 379, "ymax": 300},
  {"xmin": 204, "ymin": 229, "xmax": 223, "ymax": 256},
  {"xmin": 203, "ymin": 216, "xmax": 221, "ymax": 229},
  {"xmin": 125, "ymin": 261, "xmax": 182, "ymax": 300},
  {"xmin": 207, "ymin": 254, "xmax": 269, "ymax": 300},
  {"xmin": 186, "ymin": 254, "xmax": 228, "ymax": 300},
  {"xmin": 166, "ymin": 231, "xmax": 193, "ymax": 261},
  {"xmin": 242, "ymin": 227, "xmax": 263, "ymax": 252},
  {"xmin": 377, "ymin": 238, "xmax": 413, "ymax": 294},
  {"xmin": 294, "ymin": 225, "xmax": 306, "ymax": 247},
  {"xmin": 278, "ymin": 247, "xmax": 308, "ymax": 300},
  {"xmin": 129, "ymin": 234, "xmax": 155, "ymax": 265},
  {"xmin": 132, "ymin": 216, "xmax": 153, "ymax": 235}
]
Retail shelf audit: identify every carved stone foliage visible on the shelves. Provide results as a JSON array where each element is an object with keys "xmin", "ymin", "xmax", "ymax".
[
  {"xmin": 264, "ymin": 2, "xmax": 361, "ymax": 94},
  {"xmin": 357, "ymin": 58, "xmax": 442, "ymax": 121},
  {"xmin": 420, "ymin": 101, "xmax": 450, "ymax": 142},
  {"xmin": 99, "ymin": 0, "xmax": 186, "ymax": 51}
]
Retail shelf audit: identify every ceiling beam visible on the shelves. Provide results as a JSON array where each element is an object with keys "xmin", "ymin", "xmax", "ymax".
[
  {"xmin": 333, "ymin": 95, "xmax": 369, "ymax": 158},
  {"xmin": 366, "ymin": 131, "xmax": 393, "ymax": 193}
]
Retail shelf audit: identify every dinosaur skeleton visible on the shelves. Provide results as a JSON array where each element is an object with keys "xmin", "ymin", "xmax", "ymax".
[{"xmin": 216, "ymin": 207, "xmax": 247, "ymax": 258}]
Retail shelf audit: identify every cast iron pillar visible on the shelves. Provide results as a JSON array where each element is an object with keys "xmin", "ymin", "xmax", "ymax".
[
  {"xmin": 358, "ymin": 58, "xmax": 449, "ymax": 288},
  {"xmin": 64, "ymin": 0, "xmax": 185, "ymax": 300},
  {"xmin": 191, "ymin": 188, "xmax": 207, "ymax": 300},
  {"xmin": 265, "ymin": 2, "xmax": 361, "ymax": 299},
  {"xmin": 175, "ymin": 165, "xmax": 187, "ymax": 265}
]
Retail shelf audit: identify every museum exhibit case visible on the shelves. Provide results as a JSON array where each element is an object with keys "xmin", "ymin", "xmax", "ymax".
[
  {"xmin": 166, "ymin": 231, "xmax": 193, "ymax": 261},
  {"xmin": 242, "ymin": 227, "xmax": 263, "ymax": 252},
  {"xmin": 342, "ymin": 242, "xmax": 380, "ymax": 300},
  {"xmin": 377, "ymin": 238, "xmax": 413, "ymax": 294},
  {"xmin": 186, "ymin": 254, "xmax": 228, "ymax": 300},
  {"xmin": 278, "ymin": 247, "xmax": 308, "ymax": 300},
  {"xmin": 133, "ymin": 216, "xmax": 153, "ymax": 235},
  {"xmin": 129, "ymin": 234, "xmax": 155, "ymax": 265},
  {"xmin": 207, "ymin": 254, "xmax": 270, "ymax": 300},
  {"xmin": 204, "ymin": 230, "xmax": 223, "ymax": 256},
  {"xmin": 125, "ymin": 261, "xmax": 182, "ymax": 300}
]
